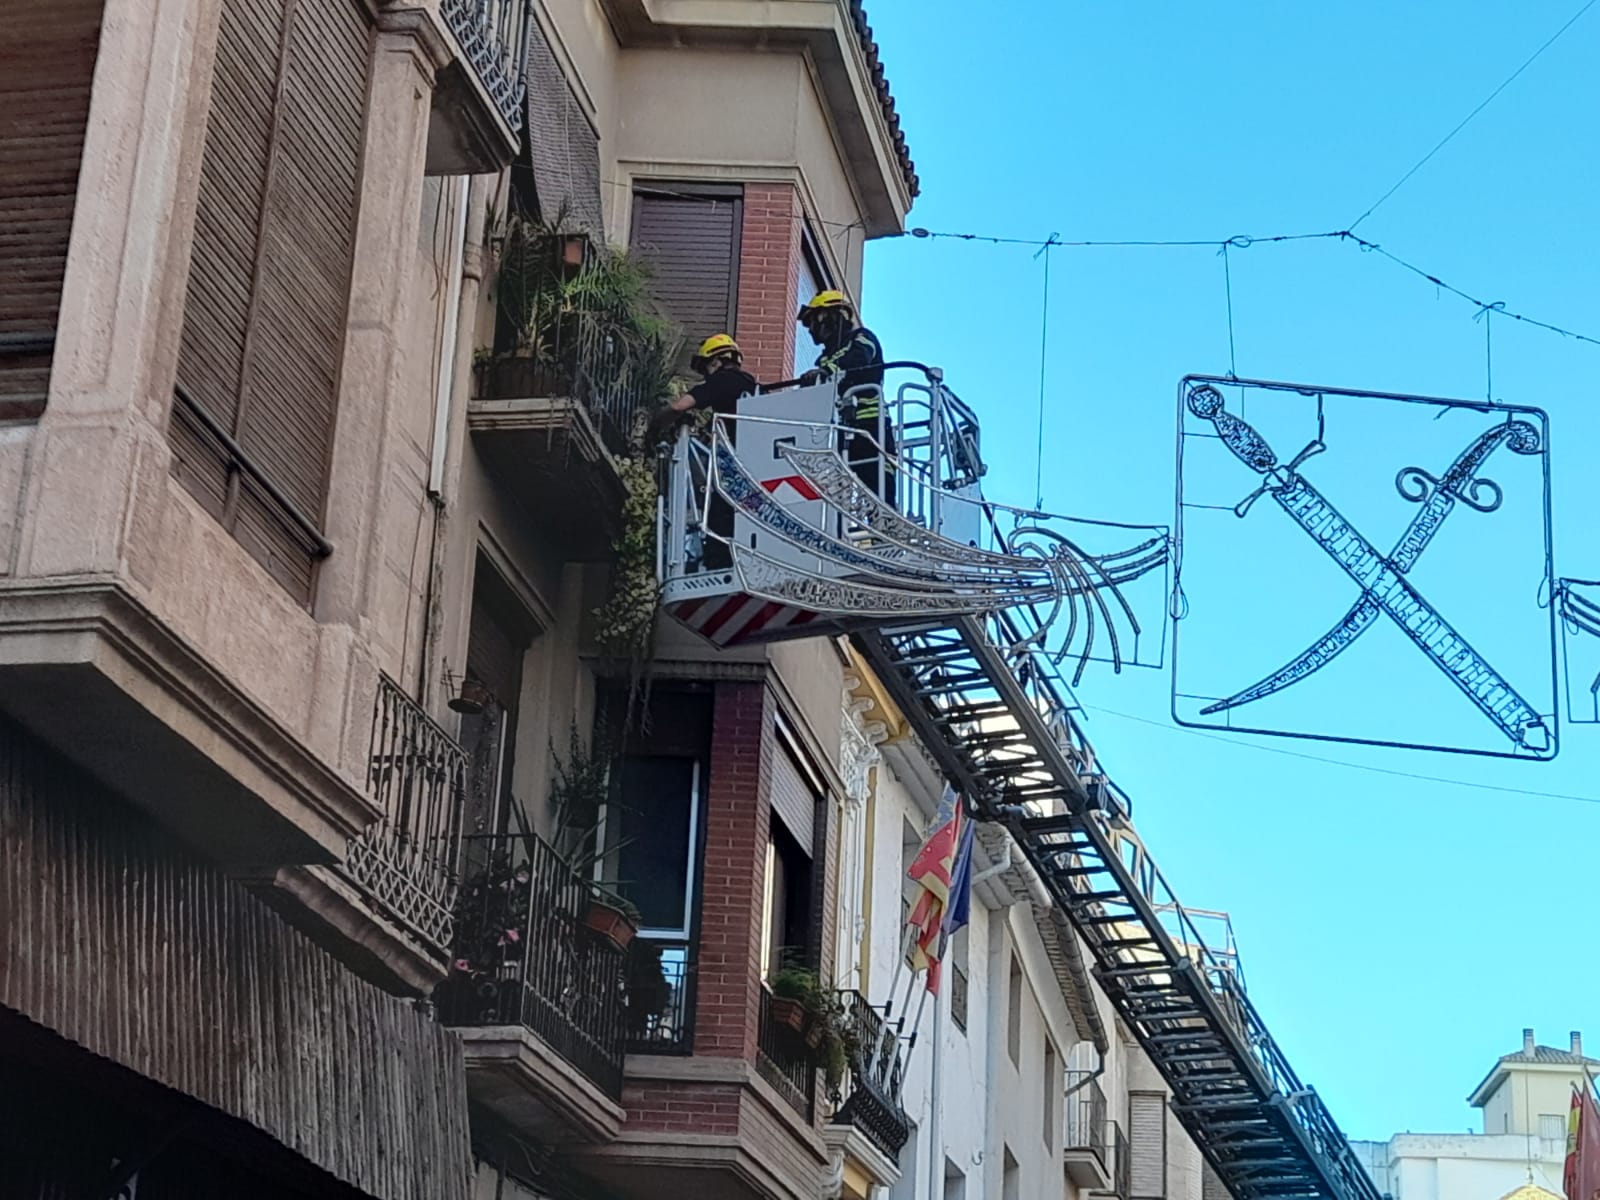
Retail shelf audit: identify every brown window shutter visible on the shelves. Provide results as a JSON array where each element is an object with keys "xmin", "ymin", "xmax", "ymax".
[
  {"xmin": 172, "ymin": 0, "xmax": 371, "ymax": 603},
  {"xmin": 769, "ymin": 740, "xmax": 817, "ymax": 853},
  {"xmin": 0, "ymin": 0, "xmax": 102, "ymax": 414},
  {"xmin": 629, "ymin": 187, "xmax": 741, "ymax": 339},
  {"xmin": 1128, "ymin": 1091, "xmax": 1168, "ymax": 1198}
]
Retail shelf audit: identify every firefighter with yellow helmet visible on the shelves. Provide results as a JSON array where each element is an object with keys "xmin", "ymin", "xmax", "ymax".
[
  {"xmin": 651, "ymin": 333, "xmax": 757, "ymax": 569},
  {"xmin": 797, "ymin": 290, "xmax": 894, "ymax": 502}
]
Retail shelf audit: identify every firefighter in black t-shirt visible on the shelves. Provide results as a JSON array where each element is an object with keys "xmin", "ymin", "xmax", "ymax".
[
  {"xmin": 797, "ymin": 290, "xmax": 894, "ymax": 503},
  {"xmin": 651, "ymin": 334, "xmax": 758, "ymax": 569}
]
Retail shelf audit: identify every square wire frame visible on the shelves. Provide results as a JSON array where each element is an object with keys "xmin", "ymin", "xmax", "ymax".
[{"xmin": 1171, "ymin": 373, "xmax": 1558, "ymax": 761}]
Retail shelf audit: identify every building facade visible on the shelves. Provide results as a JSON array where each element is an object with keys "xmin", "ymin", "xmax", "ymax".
[{"xmin": 1352, "ymin": 1029, "xmax": 1599, "ymax": 1200}]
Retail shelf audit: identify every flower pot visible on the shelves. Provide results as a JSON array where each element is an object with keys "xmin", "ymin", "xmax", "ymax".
[
  {"xmin": 769, "ymin": 996, "xmax": 806, "ymax": 1036},
  {"xmin": 448, "ymin": 677, "xmax": 492, "ymax": 715},
  {"xmin": 802, "ymin": 1012, "xmax": 825, "ymax": 1050},
  {"xmin": 584, "ymin": 898, "xmax": 637, "ymax": 952}
]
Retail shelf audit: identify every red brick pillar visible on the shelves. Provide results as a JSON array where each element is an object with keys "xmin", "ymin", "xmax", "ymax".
[
  {"xmin": 691, "ymin": 681, "xmax": 772, "ymax": 1059},
  {"xmin": 735, "ymin": 183, "xmax": 802, "ymax": 385}
]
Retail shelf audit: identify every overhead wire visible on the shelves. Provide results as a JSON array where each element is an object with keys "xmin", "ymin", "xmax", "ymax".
[
  {"xmin": 899, "ymin": 225, "xmax": 1600, "ymax": 349},
  {"xmin": 1346, "ymin": 0, "xmax": 1600, "ymax": 232},
  {"xmin": 610, "ymin": 179, "xmax": 1600, "ymax": 349}
]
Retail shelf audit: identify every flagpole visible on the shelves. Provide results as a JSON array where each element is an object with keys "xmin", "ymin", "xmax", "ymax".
[{"xmin": 927, "ymin": 962, "xmax": 946, "ymax": 1200}]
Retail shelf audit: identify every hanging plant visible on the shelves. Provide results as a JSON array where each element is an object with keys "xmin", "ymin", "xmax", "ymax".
[{"xmin": 593, "ymin": 450, "xmax": 665, "ymax": 722}]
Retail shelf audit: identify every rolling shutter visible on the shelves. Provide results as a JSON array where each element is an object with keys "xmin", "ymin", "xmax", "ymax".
[
  {"xmin": 172, "ymin": 0, "xmax": 371, "ymax": 603},
  {"xmin": 769, "ymin": 739, "xmax": 818, "ymax": 852},
  {"xmin": 0, "ymin": 0, "xmax": 101, "ymax": 413},
  {"xmin": 630, "ymin": 187, "xmax": 741, "ymax": 339},
  {"xmin": 1129, "ymin": 1091, "xmax": 1169, "ymax": 1198},
  {"xmin": 524, "ymin": 16, "xmax": 602, "ymax": 232}
]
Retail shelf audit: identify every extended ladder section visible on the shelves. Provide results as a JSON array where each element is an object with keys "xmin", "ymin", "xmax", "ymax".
[
  {"xmin": 855, "ymin": 616, "xmax": 1380, "ymax": 1200},
  {"xmin": 660, "ymin": 365, "xmax": 1380, "ymax": 1200}
]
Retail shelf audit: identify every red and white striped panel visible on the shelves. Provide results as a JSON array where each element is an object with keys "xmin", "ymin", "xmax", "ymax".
[{"xmin": 665, "ymin": 593, "xmax": 821, "ymax": 647}]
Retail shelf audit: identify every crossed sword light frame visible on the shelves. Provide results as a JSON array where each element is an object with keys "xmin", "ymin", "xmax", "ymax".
[{"xmin": 1184, "ymin": 383, "xmax": 1551, "ymax": 753}]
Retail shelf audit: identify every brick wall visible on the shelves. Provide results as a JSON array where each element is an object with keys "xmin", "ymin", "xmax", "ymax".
[
  {"xmin": 690, "ymin": 681, "xmax": 773, "ymax": 1058},
  {"xmin": 622, "ymin": 1079, "xmax": 741, "ymax": 1136},
  {"xmin": 734, "ymin": 183, "xmax": 802, "ymax": 384}
]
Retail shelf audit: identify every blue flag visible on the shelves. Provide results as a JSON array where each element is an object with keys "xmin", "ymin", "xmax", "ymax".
[{"xmin": 941, "ymin": 817, "xmax": 976, "ymax": 940}]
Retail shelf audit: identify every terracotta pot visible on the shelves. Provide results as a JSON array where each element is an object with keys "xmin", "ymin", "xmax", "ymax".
[
  {"xmin": 802, "ymin": 1013, "xmax": 825, "ymax": 1050},
  {"xmin": 769, "ymin": 996, "xmax": 806, "ymax": 1035},
  {"xmin": 584, "ymin": 899, "xmax": 637, "ymax": 952}
]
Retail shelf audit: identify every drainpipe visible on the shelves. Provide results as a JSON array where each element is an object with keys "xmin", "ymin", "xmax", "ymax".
[
  {"xmin": 970, "ymin": 841, "xmax": 1011, "ymax": 886},
  {"xmin": 417, "ymin": 175, "xmax": 474, "ymax": 704},
  {"xmin": 430, "ymin": 176, "xmax": 471, "ymax": 498}
]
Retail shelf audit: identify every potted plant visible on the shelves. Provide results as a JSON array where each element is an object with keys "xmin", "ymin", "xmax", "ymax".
[
  {"xmin": 583, "ymin": 885, "xmax": 638, "ymax": 952},
  {"xmin": 768, "ymin": 963, "xmax": 815, "ymax": 1036}
]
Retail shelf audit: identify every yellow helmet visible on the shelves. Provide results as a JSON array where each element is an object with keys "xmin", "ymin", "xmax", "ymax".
[
  {"xmin": 797, "ymin": 290, "xmax": 852, "ymax": 321},
  {"xmin": 692, "ymin": 333, "xmax": 741, "ymax": 370}
]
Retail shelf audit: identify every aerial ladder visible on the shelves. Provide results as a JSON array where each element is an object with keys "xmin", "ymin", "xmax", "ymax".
[{"xmin": 657, "ymin": 367, "xmax": 1382, "ymax": 1200}]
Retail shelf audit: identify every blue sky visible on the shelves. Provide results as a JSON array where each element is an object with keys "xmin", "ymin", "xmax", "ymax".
[{"xmin": 860, "ymin": 1, "xmax": 1600, "ymax": 1139}]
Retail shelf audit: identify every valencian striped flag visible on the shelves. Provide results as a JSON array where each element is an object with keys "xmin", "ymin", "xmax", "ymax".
[
  {"xmin": 1567, "ymin": 1081, "xmax": 1600, "ymax": 1200},
  {"xmin": 906, "ymin": 786, "xmax": 973, "ymax": 994}
]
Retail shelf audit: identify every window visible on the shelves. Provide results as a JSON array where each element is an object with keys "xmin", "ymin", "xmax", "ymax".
[
  {"xmin": 1001, "ymin": 1147, "xmax": 1020, "ymax": 1200},
  {"xmin": 943, "ymin": 1160, "xmax": 966, "ymax": 1200},
  {"xmin": 791, "ymin": 234, "xmax": 827, "ymax": 377},
  {"xmin": 1129, "ymin": 1092, "xmax": 1168, "ymax": 1199},
  {"xmin": 457, "ymin": 553, "xmax": 538, "ymax": 842},
  {"xmin": 1006, "ymin": 954, "xmax": 1023, "ymax": 1067},
  {"xmin": 764, "ymin": 733, "xmax": 820, "ymax": 976},
  {"xmin": 0, "ymin": 2, "xmax": 99, "ymax": 413},
  {"xmin": 950, "ymin": 925, "xmax": 969, "ymax": 1032},
  {"xmin": 1541, "ymin": 1112, "xmax": 1567, "ymax": 1143},
  {"xmin": 603, "ymin": 688, "xmax": 712, "ymax": 939},
  {"xmin": 630, "ymin": 183, "xmax": 742, "ymax": 343},
  {"xmin": 1043, "ymin": 1040, "xmax": 1058, "ymax": 1148},
  {"xmin": 763, "ymin": 819, "xmax": 815, "ymax": 977},
  {"xmin": 172, "ymin": 0, "xmax": 372, "ymax": 602}
]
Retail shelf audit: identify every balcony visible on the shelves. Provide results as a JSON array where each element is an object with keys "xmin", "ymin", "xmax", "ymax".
[
  {"xmin": 1064, "ymin": 1072, "xmax": 1111, "ymax": 1189},
  {"xmin": 830, "ymin": 991, "xmax": 912, "ymax": 1161},
  {"xmin": 439, "ymin": 830, "xmax": 628, "ymax": 1142},
  {"xmin": 260, "ymin": 674, "xmax": 466, "ymax": 996},
  {"xmin": 1110, "ymin": 1119, "xmax": 1131, "ymax": 1199},
  {"xmin": 468, "ymin": 313, "xmax": 661, "ymax": 559},
  {"xmin": 426, "ymin": 0, "xmax": 530, "ymax": 173},
  {"xmin": 344, "ymin": 674, "xmax": 467, "ymax": 950},
  {"xmin": 757, "ymin": 985, "xmax": 817, "ymax": 1122}
]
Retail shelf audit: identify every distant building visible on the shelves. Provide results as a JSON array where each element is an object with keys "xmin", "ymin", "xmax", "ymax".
[{"xmin": 1352, "ymin": 1028, "xmax": 1600, "ymax": 1200}]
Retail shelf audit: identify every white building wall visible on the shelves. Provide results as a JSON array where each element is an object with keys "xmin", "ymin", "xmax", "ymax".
[
  {"xmin": 1357, "ymin": 1131, "xmax": 1568, "ymax": 1200},
  {"xmin": 1480, "ymin": 1072, "xmax": 1580, "ymax": 1137}
]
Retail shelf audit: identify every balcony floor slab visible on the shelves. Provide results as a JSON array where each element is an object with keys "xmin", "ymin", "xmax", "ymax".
[{"xmin": 454, "ymin": 1023, "xmax": 627, "ymax": 1144}]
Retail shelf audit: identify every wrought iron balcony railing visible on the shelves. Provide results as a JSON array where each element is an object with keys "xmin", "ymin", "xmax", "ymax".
[
  {"xmin": 831, "ymin": 990, "xmax": 911, "ymax": 1159},
  {"xmin": 439, "ymin": 831, "xmax": 627, "ymax": 1098},
  {"xmin": 1111, "ymin": 1119, "xmax": 1131, "ymax": 1200},
  {"xmin": 345, "ymin": 674, "xmax": 467, "ymax": 953},
  {"xmin": 475, "ymin": 312, "xmax": 662, "ymax": 456},
  {"xmin": 1064, "ymin": 1071, "xmax": 1109, "ymax": 1171},
  {"xmin": 440, "ymin": 0, "xmax": 529, "ymax": 134},
  {"xmin": 757, "ymin": 985, "xmax": 816, "ymax": 1121},
  {"xmin": 626, "ymin": 937, "xmax": 692, "ymax": 1054}
]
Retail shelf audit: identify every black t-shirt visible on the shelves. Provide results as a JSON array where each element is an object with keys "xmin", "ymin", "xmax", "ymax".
[{"xmin": 688, "ymin": 368, "xmax": 758, "ymax": 416}]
